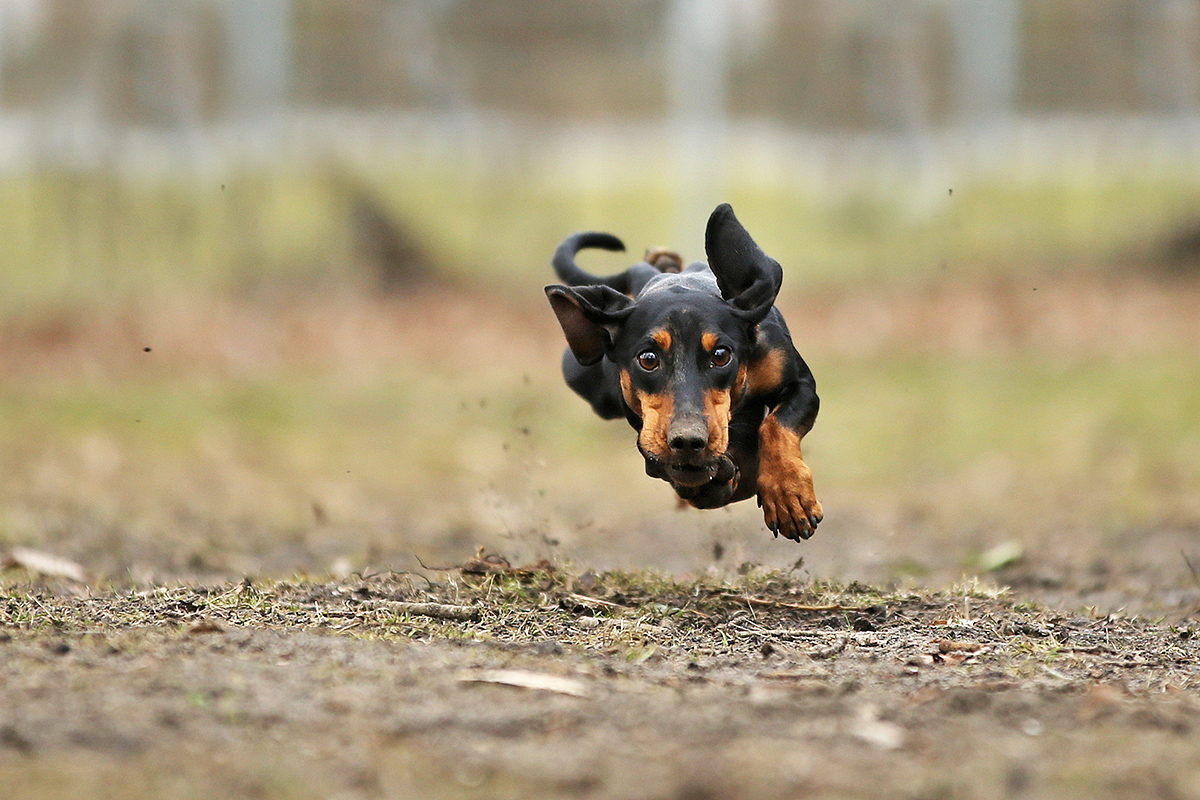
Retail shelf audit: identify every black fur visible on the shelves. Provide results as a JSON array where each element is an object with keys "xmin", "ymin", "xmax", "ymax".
[{"xmin": 545, "ymin": 204, "xmax": 822, "ymax": 541}]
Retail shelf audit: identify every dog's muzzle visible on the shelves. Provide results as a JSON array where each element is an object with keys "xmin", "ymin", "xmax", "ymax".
[{"xmin": 665, "ymin": 461, "xmax": 720, "ymax": 488}]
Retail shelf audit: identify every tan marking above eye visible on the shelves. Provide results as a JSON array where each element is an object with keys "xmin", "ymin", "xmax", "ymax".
[
  {"xmin": 651, "ymin": 329, "xmax": 672, "ymax": 351},
  {"xmin": 701, "ymin": 332, "xmax": 718, "ymax": 352}
]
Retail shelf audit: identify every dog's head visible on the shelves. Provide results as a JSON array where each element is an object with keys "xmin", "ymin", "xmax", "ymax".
[{"xmin": 545, "ymin": 204, "xmax": 783, "ymax": 487}]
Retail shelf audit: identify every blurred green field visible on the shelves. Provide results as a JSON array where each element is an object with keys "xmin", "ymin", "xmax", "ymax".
[{"xmin": 3, "ymin": 157, "xmax": 1200, "ymax": 311}]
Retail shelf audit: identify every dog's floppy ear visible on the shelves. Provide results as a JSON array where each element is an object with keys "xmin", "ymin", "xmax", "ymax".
[
  {"xmin": 704, "ymin": 203, "xmax": 783, "ymax": 324},
  {"xmin": 545, "ymin": 284, "xmax": 634, "ymax": 365}
]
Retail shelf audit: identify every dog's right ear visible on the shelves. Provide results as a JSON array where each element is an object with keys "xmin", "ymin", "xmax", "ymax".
[{"xmin": 545, "ymin": 284, "xmax": 634, "ymax": 366}]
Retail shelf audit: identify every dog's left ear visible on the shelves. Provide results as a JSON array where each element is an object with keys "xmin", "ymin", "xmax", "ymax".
[
  {"xmin": 704, "ymin": 203, "xmax": 783, "ymax": 324},
  {"xmin": 545, "ymin": 284, "xmax": 634, "ymax": 366}
]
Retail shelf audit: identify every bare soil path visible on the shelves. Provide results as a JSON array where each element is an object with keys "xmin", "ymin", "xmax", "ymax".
[{"xmin": 2, "ymin": 565, "xmax": 1198, "ymax": 800}]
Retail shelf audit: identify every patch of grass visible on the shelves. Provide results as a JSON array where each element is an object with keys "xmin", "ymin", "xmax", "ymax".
[
  {"xmin": 816, "ymin": 351, "xmax": 1200, "ymax": 529},
  {"xmin": 0, "ymin": 566, "xmax": 1193, "ymax": 686}
]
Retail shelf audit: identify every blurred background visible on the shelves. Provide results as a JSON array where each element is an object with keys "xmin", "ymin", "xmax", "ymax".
[{"xmin": 2, "ymin": 0, "xmax": 1199, "ymax": 612}]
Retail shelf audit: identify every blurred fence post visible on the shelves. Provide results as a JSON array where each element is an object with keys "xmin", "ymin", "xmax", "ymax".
[
  {"xmin": 1139, "ymin": 0, "xmax": 1200, "ymax": 114},
  {"xmin": 666, "ymin": 0, "xmax": 732, "ymax": 245},
  {"xmin": 0, "ymin": 3, "xmax": 6, "ymax": 110},
  {"xmin": 949, "ymin": 0, "xmax": 1019, "ymax": 124},
  {"xmin": 221, "ymin": 0, "xmax": 292, "ymax": 121}
]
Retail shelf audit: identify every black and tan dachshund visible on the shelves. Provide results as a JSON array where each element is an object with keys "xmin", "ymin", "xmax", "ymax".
[{"xmin": 545, "ymin": 204, "xmax": 822, "ymax": 541}]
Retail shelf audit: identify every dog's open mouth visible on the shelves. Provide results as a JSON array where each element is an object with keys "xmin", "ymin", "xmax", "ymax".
[{"xmin": 666, "ymin": 462, "xmax": 719, "ymax": 488}]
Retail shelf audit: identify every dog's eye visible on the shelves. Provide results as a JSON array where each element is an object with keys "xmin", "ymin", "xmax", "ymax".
[
  {"xmin": 710, "ymin": 346, "xmax": 732, "ymax": 368},
  {"xmin": 636, "ymin": 351, "xmax": 660, "ymax": 371}
]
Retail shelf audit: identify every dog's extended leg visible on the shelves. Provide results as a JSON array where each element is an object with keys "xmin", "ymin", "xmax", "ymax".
[{"xmin": 756, "ymin": 389, "xmax": 822, "ymax": 541}]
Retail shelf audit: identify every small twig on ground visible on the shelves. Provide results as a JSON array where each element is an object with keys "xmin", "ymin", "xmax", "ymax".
[
  {"xmin": 359, "ymin": 569, "xmax": 433, "ymax": 589},
  {"xmin": 4, "ymin": 547, "xmax": 87, "ymax": 583},
  {"xmin": 562, "ymin": 593, "xmax": 626, "ymax": 610},
  {"xmin": 1183, "ymin": 550, "xmax": 1200, "ymax": 589},
  {"xmin": 759, "ymin": 634, "xmax": 849, "ymax": 661},
  {"xmin": 1040, "ymin": 664, "xmax": 1071, "ymax": 681},
  {"xmin": 735, "ymin": 596, "xmax": 866, "ymax": 613},
  {"xmin": 412, "ymin": 554, "xmax": 462, "ymax": 572},
  {"xmin": 733, "ymin": 627, "xmax": 834, "ymax": 639},
  {"xmin": 457, "ymin": 670, "xmax": 589, "ymax": 697},
  {"xmin": 1061, "ymin": 645, "xmax": 1117, "ymax": 655},
  {"xmin": 810, "ymin": 635, "xmax": 849, "ymax": 660},
  {"xmin": 372, "ymin": 601, "xmax": 479, "ymax": 622},
  {"xmin": 413, "ymin": 548, "xmax": 512, "ymax": 574}
]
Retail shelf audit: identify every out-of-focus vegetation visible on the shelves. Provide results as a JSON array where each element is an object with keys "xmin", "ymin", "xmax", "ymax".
[
  {"xmin": 4, "ymin": 282, "xmax": 1200, "ymax": 587},
  {"xmin": 3, "ymin": 158, "xmax": 1200, "ymax": 312},
  {"xmin": 2, "ymin": 0, "xmax": 1199, "ymax": 594}
]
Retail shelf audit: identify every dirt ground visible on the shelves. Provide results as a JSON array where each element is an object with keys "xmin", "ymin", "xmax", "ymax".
[
  {"xmin": 1, "ymin": 564, "xmax": 1198, "ymax": 800},
  {"xmin": 3, "ymin": 275, "xmax": 1200, "ymax": 799}
]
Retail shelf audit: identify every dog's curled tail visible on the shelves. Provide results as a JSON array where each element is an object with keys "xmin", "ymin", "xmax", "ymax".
[{"xmin": 552, "ymin": 232, "xmax": 629, "ymax": 291}]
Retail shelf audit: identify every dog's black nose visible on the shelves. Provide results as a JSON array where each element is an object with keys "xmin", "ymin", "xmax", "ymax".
[{"xmin": 669, "ymin": 432, "xmax": 707, "ymax": 455}]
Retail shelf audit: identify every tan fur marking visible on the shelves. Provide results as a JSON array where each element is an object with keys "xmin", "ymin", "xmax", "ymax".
[
  {"xmin": 702, "ymin": 387, "xmax": 732, "ymax": 457},
  {"xmin": 651, "ymin": 329, "xmax": 672, "ymax": 351},
  {"xmin": 747, "ymin": 348, "xmax": 786, "ymax": 395},
  {"xmin": 637, "ymin": 391, "xmax": 674, "ymax": 460},
  {"xmin": 734, "ymin": 364, "xmax": 749, "ymax": 402},
  {"xmin": 620, "ymin": 369, "xmax": 638, "ymax": 414},
  {"xmin": 757, "ymin": 413, "xmax": 822, "ymax": 539},
  {"xmin": 701, "ymin": 332, "xmax": 718, "ymax": 353},
  {"xmin": 621, "ymin": 369, "xmax": 674, "ymax": 459}
]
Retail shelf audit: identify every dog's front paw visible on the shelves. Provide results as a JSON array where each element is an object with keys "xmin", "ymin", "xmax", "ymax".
[
  {"xmin": 758, "ymin": 476, "xmax": 822, "ymax": 541},
  {"xmin": 757, "ymin": 417, "xmax": 821, "ymax": 541}
]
